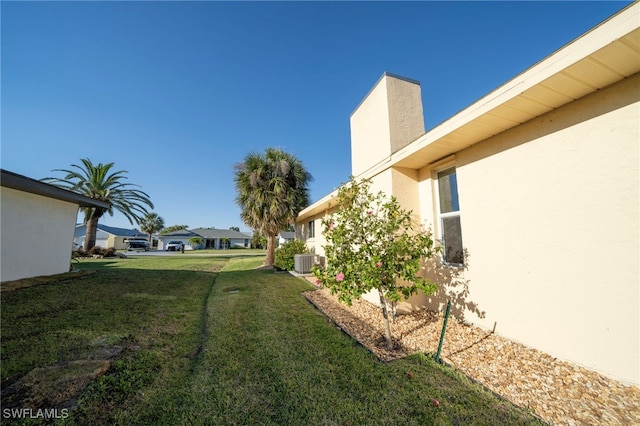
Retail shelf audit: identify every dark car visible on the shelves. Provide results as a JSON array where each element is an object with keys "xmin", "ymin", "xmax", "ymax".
[{"xmin": 125, "ymin": 239, "xmax": 150, "ymax": 251}]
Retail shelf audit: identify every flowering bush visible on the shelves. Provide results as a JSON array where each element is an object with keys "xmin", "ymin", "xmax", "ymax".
[{"xmin": 312, "ymin": 177, "xmax": 439, "ymax": 349}]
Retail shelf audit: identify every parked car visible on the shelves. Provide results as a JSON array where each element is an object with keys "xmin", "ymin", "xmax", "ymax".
[
  {"xmin": 165, "ymin": 241, "xmax": 184, "ymax": 252},
  {"xmin": 125, "ymin": 239, "xmax": 150, "ymax": 251}
]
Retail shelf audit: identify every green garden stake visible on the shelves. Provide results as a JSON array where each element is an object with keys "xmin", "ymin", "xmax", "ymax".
[{"xmin": 435, "ymin": 300, "xmax": 451, "ymax": 364}]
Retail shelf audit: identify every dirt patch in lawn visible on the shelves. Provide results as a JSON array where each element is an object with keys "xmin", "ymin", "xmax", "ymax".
[
  {"xmin": 1, "ymin": 343, "xmax": 127, "ymax": 412},
  {"xmin": 1, "ymin": 270, "xmax": 97, "ymax": 292},
  {"xmin": 303, "ymin": 287, "xmax": 640, "ymax": 426}
]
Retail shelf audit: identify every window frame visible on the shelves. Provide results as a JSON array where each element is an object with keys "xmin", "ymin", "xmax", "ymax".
[
  {"xmin": 308, "ymin": 220, "xmax": 315, "ymax": 239},
  {"xmin": 435, "ymin": 166, "xmax": 464, "ymax": 267}
]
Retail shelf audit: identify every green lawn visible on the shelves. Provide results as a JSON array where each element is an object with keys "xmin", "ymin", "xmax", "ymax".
[{"xmin": 1, "ymin": 255, "xmax": 543, "ymax": 425}]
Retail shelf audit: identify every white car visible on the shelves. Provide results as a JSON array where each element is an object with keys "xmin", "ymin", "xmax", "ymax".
[{"xmin": 165, "ymin": 241, "xmax": 184, "ymax": 252}]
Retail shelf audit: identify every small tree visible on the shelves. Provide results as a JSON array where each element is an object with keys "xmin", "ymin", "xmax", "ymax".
[
  {"xmin": 188, "ymin": 237, "xmax": 203, "ymax": 249},
  {"xmin": 251, "ymin": 233, "xmax": 267, "ymax": 249},
  {"xmin": 313, "ymin": 177, "xmax": 439, "ymax": 350},
  {"xmin": 139, "ymin": 212, "xmax": 165, "ymax": 244},
  {"xmin": 160, "ymin": 225, "xmax": 189, "ymax": 234}
]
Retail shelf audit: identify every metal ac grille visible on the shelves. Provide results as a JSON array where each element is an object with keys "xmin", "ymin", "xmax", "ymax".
[{"xmin": 294, "ymin": 254, "xmax": 315, "ymax": 274}]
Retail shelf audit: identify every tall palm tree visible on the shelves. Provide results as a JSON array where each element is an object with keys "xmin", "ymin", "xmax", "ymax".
[
  {"xmin": 234, "ymin": 148, "xmax": 312, "ymax": 266},
  {"xmin": 42, "ymin": 158, "xmax": 154, "ymax": 250},
  {"xmin": 139, "ymin": 212, "xmax": 165, "ymax": 245}
]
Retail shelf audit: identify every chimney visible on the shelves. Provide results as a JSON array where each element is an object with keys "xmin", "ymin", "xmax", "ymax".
[{"xmin": 350, "ymin": 73, "xmax": 425, "ymax": 177}]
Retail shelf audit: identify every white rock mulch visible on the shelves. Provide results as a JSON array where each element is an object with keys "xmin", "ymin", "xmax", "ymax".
[{"xmin": 302, "ymin": 287, "xmax": 640, "ymax": 426}]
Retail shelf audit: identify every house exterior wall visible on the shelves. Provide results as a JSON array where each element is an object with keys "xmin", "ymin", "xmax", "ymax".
[
  {"xmin": 297, "ymin": 7, "xmax": 639, "ymax": 384},
  {"xmin": 1, "ymin": 188, "xmax": 79, "ymax": 282},
  {"xmin": 415, "ymin": 74, "xmax": 639, "ymax": 385}
]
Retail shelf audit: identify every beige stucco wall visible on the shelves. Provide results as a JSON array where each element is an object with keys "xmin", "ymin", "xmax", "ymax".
[
  {"xmin": 351, "ymin": 74, "xmax": 424, "ymax": 177},
  {"xmin": 301, "ymin": 69, "xmax": 639, "ymax": 385},
  {"xmin": 1, "ymin": 187, "xmax": 79, "ymax": 282},
  {"xmin": 419, "ymin": 75, "xmax": 640, "ymax": 385}
]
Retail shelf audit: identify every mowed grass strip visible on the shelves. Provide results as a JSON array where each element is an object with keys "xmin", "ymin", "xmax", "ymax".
[
  {"xmin": 129, "ymin": 260, "xmax": 543, "ymax": 426},
  {"xmin": 2, "ymin": 255, "xmax": 543, "ymax": 425},
  {"xmin": 1, "ymin": 255, "xmax": 229, "ymax": 424}
]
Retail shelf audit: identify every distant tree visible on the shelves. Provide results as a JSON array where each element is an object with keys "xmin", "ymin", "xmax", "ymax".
[
  {"xmin": 161, "ymin": 225, "xmax": 189, "ymax": 234},
  {"xmin": 229, "ymin": 226, "xmax": 240, "ymax": 231},
  {"xmin": 188, "ymin": 237, "xmax": 203, "ymax": 249},
  {"xmin": 139, "ymin": 212, "xmax": 165, "ymax": 244},
  {"xmin": 42, "ymin": 158, "xmax": 153, "ymax": 250},
  {"xmin": 234, "ymin": 148, "xmax": 312, "ymax": 266},
  {"xmin": 220, "ymin": 238, "xmax": 231, "ymax": 250},
  {"xmin": 251, "ymin": 233, "xmax": 267, "ymax": 249}
]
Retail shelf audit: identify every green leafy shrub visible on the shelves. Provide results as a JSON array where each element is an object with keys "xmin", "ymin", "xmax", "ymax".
[
  {"xmin": 274, "ymin": 240, "xmax": 309, "ymax": 271},
  {"xmin": 313, "ymin": 177, "xmax": 440, "ymax": 349},
  {"xmin": 88, "ymin": 246, "xmax": 105, "ymax": 256},
  {"xmin": 86, "ymin": 247, "xmax": 117, "ymax": 257}
]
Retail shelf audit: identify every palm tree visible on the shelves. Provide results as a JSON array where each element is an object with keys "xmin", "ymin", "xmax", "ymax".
[
  {"xmin": 139, "ymin": 212, "xmax": 165, "ymax": 245},
  {"xmin": 42, "ymin": 158, "xmax": 154, "ymax": 250},
  {"xmin": 234, "ymin": 148, "xmax": 312, "ymax": 266}
]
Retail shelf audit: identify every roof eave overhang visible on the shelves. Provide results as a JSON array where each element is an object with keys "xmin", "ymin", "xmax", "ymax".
[
  {"xmin": 1, "ymin": 169, "xmax": 111, "ymax": 209},
  {"xmin": 297, "ymin": 3, "xmax": 639, "ymax": 223},
  {"xmin": 389, "ymin": 3, "xmax": 640, "ymax": 171}
]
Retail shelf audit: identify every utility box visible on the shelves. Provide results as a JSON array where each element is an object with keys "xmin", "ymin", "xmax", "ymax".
[{"xmin": 294, "ymin": 254, "xmax": 316, "ymax": 274}]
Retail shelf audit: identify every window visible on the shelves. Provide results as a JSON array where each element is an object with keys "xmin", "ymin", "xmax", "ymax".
[
  {"xmin": 437, "ymin": 167, "xmax": 464, "ymax": 265},
  {"xmin": 308, "ymin": 220, "xmax": 315, "ymax": 238}
]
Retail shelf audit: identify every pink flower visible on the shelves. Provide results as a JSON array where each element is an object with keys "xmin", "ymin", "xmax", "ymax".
[
  {"xmin": 335, "ymin": 272, "xmax": 345, "ymax": 282},
  {"xmin": 315, "ymin": 279, "xmax": 321, "ymax": 285},
  {"xmin": 367, "ymin": 210, "xmax": 373, "ymax": 216},
  {"xmin": 328, "ymin": 221, "xmax": 334, "ymax": 230},
  {"xmin": 375, "ymin": 262, "xmax": 382, "ymax": 268}
]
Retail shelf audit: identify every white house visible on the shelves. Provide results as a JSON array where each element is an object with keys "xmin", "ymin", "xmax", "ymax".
[
  {"xmin": 74, "ymin": 224, "xmax": 148, "ymax": 250},
  {"xmin": 1, "ymin": 169, "xmax": 110, "ymax": 282},
  {"xmin": 277, "ymin": 231, "xmax": 295, "ymax": 247},
  {"xmin": 296, "ymin": 3, "xmax": 639, "ymax": 386},
  {"xmin": 157, "ymin": 228, "xmax": 252, "ymax": 250}
]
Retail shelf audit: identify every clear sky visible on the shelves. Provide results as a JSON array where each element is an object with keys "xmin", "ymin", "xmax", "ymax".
[{"xmin": 1, "ymin": 1, "xmax": 631, "ymax": 233}]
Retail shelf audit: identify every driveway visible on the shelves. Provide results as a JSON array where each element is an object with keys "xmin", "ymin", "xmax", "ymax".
[{"xmin": 123, "ymin": 250, "xmax": 184, "ymax": 257}]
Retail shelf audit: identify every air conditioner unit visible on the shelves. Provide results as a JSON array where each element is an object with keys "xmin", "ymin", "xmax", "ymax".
[{"xmin": 294, "ymin": 254, "xmax": 316, "ymax": 274}]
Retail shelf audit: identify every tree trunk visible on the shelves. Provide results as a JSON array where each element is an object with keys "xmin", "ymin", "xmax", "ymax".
[
  {"xmin": 265, "ymin": 234, "xmax": 276, "ymax": 266},
  {"xmin": 378, "ymin": 289, "xmax": 393, "ymax": 350},
  {"xmin": 84, "ymin": 216, "xmax": 99, "ymax": 250}
]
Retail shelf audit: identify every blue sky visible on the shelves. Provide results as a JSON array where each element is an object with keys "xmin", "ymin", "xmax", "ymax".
[{"xmin": 1, "ymin": 1, "xmax": 631, "ymax": 232}]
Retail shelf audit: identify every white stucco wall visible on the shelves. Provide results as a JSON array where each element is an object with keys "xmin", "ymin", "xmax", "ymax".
[
  {"xmin": 418, "ymin": 75, "xmax": 640, "ymax": 385},
  {"xmin": 1, "ymin": 187, "xmax": 79, "ymax": 282}
]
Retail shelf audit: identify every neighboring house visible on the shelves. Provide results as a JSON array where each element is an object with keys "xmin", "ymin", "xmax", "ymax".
[
  {"xmin": 296, "ymin": 4, "xmax": 639, "ymax": 386},
  {"xmin": 74, "ymin": 224, "xmax": 148, "ymax": 250},
  {"xmin": 0, "ymin": 169, "xmax": 110, "ymax": 282},
  {"xmin": 157, "ymin": 229, "xmax": 199, "ymax": 251},
  {"xmin": 277, "ymin": 231, "xmax": 295, "ymax": 247},
  {"xmin": 158, "ymin": 228, "xmax": 252, "ymax": 250}
]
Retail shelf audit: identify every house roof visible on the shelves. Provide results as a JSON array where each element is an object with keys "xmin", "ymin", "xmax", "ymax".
[
  {"xmin": 297, "ymin": 2, "xmax": 640, "ymax": 221},
  {"xmin": 158, "ymin": 230, "xmax": 199, "ymax": 238},
  {"xmin": 190, "ymin": 228, "xmax": 252, "ymax": 239},
  {"xmin": 75, "ymin": 224, "xmax": 147, "ymax": 238},
  {"xmin": 1, "ymin": 169, "xmax": 110, "ymax": 209}
]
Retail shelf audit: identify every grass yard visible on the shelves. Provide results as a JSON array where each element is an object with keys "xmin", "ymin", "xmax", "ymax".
[{"xmin": 1, "ymin": 254, "xmax": 543, "ymax": 425}]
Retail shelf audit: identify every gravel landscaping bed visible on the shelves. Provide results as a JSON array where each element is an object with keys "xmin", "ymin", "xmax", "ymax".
[{"xmin": 302, "ymin": 286, "xmax": 640, "ymax": 426}]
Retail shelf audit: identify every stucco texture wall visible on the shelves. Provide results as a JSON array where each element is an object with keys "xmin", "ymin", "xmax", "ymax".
[
  {"xmin": 423, "ymin": 75, "xmax": 639, "ymax": 385},
  {"xmin": 1, "ymin": 188, "xmax": 79, "ymax": 282}
]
